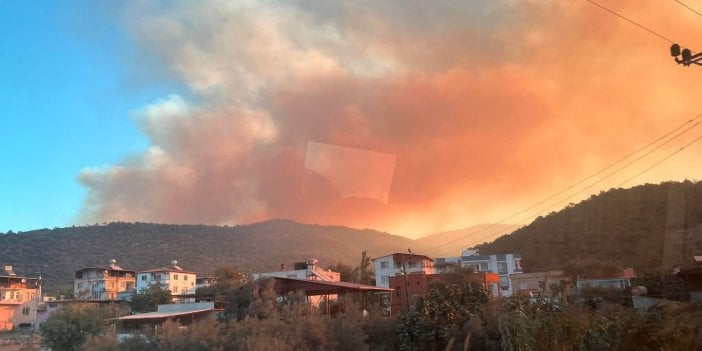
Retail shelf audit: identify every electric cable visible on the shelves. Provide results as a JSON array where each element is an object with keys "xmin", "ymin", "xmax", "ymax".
[{"xmin": 420, "ymin": 114, "xmax": 702, "ymax": 256}]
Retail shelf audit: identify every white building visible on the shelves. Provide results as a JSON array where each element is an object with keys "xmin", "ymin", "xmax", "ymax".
[
  {"xmin": 435, "ymin": 249, "xmax": 523, "ymax": 297},
  {"xmin": 137, "ymin": 261, "xmax": 197, "ymax": 302},
  {"xmin": 74, "ymin": 259, "xmax": 136, "ymax": 301},
  {"xmin": 372, "ymin": 253, "xmax": 435, "ymax": 288},
  {"xmin": 252, "ymin": 259, "xmax": 340, "ymax": 282}
]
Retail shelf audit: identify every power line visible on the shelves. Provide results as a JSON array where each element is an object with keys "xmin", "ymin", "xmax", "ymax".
[
  {"xmin": 585, "ymin": 0, "xmax": 677, "ymax": 44},
  {"xmin": 477, "ymin": 133, "xmax": 702, "ymax": 245},
  {"xmin": 420, "ymin": 114, "xmax": 702, "ymax": 256},
  {"xmin": 616, "ymin": 134, "xmax": 702, "ymax": 187},
  {"xmin": 675, "ymin": 0, "xmax": 702, "ymax": 17}
]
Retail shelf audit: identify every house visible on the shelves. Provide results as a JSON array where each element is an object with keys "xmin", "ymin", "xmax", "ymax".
[
  {"xmin": 252, "ymin": 259, "xmax": 340, "ymax": 282},
  {"xmin": 389, "ymin": 271, "xmax": 499, "ymax": 315},
  {"xmin": 115, "ymin": 301, "xmax": 223, "ymax": 341},
  {"xmin": 575, "ymin": 277, "xmax": 631, "ymax": 290},
  {"xmin": 435, "ymin": 249, "xmax": 522, "ymax": 296},
  {"xmin": 74, "ymin": 259, "xmax": 136, "ymax": 301},
  {"xmin": 510, "ymin": 271, "xmax": 568, "ymax": 298},
  {"xmin": 266, "ymin": 277, "xmax": 393, "ymax": 314},
  {"xmin": 372, "ymin": 253, "xmax": 435, "ymax": 288},
  {"xmin": 0, "ymin": 265, "xmax": 41, "ymax": 331},
  {"xmin": 196, "ymin": 276, "xmax": 218, "ymax": 290},
  {"xmin": 137, "ymin": 260, "xmax": 197, "ymax": 302}
]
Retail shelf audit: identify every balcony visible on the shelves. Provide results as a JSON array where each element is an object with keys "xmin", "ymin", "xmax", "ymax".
[{"xmin": 0, "ymin": 298, "xmax": 24, "ymax": 305}]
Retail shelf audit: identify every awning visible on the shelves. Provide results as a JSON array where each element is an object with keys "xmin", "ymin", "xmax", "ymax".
[
  {"xmin": 270, "ymin": 277, "xmax": 393, "ymax": 296},
  {"xmin": 116, "ymin": 308, "xmax": 217, "ymax": 321}
]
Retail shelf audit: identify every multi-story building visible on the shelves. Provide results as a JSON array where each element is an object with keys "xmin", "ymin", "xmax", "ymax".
[
  {"xmin": 510, "ymin": 271, "xmax": 567, "ymax": 298},
  {"xmin": 435, "ymin": 249, "xmax": 523, "ymax": 296},
  {"xmin": 137, "ymin": 260, "xmax": 197, "ymax": 302},
  {"xmin": 372, "ymin": 253, "xmax": 435, "ymax": 288},
  {"xmin": 0, "ymin": 265, "xmax": 41, "ymax": 331},
  {"xmin": 252, "ymin": 259, "xmax": 340, "ymax": 282},
  {"xmin": 74, "ymin": 259, "xmax": 136, "ymax": 301}
]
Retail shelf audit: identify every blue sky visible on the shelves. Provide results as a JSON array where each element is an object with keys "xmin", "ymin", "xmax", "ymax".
[{"xmin": 0, "ymin": 1, "xmax": 183, "ymax": 232}]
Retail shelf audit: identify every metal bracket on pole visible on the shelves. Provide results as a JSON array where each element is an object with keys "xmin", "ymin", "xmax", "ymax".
[{"xmin": 671, "ymin": 44, "xmax": 702, "ymax": 66}]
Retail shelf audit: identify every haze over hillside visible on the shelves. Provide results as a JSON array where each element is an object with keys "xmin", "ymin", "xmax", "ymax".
[
  {"xmin": 0, "ymin": 219, "xmax": 506, "ymax": 288},
  {"xmin": 3, "ymin": 181, "xmax": 702, "ymax": 288},
  {"xmin": 478, "ymin": 180, "xmax": 702, "ymax": 276}
]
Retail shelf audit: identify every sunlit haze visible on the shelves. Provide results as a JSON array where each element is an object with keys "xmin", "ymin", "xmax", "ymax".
[{"xmin": 2, "ymin": 1, "xmax": 702, "ymax": 241}]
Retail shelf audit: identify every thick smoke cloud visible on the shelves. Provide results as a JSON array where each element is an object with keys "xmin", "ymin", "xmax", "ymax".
[{"xmin": 79, "ymin": 0, "xmax": 702, "ymax": 238}]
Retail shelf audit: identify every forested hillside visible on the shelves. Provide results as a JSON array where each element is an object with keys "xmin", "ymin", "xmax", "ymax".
[
  {"xmin": 0, "ymin": 220, "xmax": 413, "ymax": 288},
  {"xmin": 5, "ymin": 181, "xmax": 702, "ymax": 288},
  {"xmin": 477, "ymin": 180, "xmax": 702, "ymax": 276}
]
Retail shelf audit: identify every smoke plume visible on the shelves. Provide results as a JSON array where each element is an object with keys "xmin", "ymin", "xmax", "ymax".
[{"xmin": 79, "ymin": 1, "xmax": 702, "ymax": 238}]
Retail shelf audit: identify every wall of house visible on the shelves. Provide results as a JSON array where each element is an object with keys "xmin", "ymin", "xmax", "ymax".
[
  {"xmin": 374, "ymin": 255, "xmax": 435, "ymax": 288},
  {"xmin": 0, "ymin": 290, "xmax": 39, "ymax": 331},
  {"xmin": 75, "ymin": 269, "xmax": 136, "ymax": 301},
  {"xmin": 167, "ymin": 272, "xmax": 196, "ymax": 296},
  {"xmin": 510, "ymin": 271, "xmax": 567, "ymax": 297}
]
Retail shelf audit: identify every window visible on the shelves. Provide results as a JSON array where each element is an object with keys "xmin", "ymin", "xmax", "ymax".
[
  {"xmin": 499, "ymin": 276, "xmax": 510, "ymax": 290},
  {"xmin": 120, "ymin": 282, "xmax": 125, "ymax": 288},
  {"xmin": 380, "ymin": 261, "xmax": 389, "ymax": 269},
  {"xmin": 174, "ymin": 274, "xmax": 179, "ymax": 280},
  {"xmin": 153, "ymin": 274, "xmax": 161, "ymax": 281},
  {"xmin": 497, "ymin": 262, "xmax": 508, "ymax": 274},
  {"xmin": 184, "ymin": 275, "xmax": 188, "ymax": 281},
  {"xmin": 141, "ymin": 275, "xmax": 147, "ymax": 281},
  {"xmin": 395, "ymin": 286, "xmax": 401, "ymax": 298},
  {"xmin": 109, "ymin": 282, "xmax": 114, "ymax": 288},
  {"xmin": 381, "ymin": 276, "xmax": 389, "ymax": 283},
  {"xmin": 394, "ymin": 262, "xmax": 401, "ymax": 269},
  {"xmin": 22, "ymin": 307, "xmax": 30, "ymax": 315},
  {"xmin": 515, "ymin": 260, "xmax": 522, "ymax": 269},
  {"xmin": 408, "ymin": 261, "xmax": 417, "ymax": 269}
]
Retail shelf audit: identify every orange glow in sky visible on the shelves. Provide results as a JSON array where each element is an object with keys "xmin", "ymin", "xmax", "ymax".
[{"xmin": 77, "ymin": 1, "xmax": 702, "ymax": 241}]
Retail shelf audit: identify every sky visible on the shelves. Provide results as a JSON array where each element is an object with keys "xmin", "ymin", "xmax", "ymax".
[{"xmin": 2, "ymin": 0, "xmax": 702, "ymax": 241}]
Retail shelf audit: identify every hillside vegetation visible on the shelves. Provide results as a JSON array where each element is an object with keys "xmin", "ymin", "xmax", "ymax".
[
  {"xmin": 4, "ymin": 180, "xmax": 702, "ymax": 287},
  {"xmin": 478, "ymin": 180, "xmax": 702, "ymax": 275},
  {"xmin": 0, "ymin": 219, "xmax": 414, "ymax": 288}
]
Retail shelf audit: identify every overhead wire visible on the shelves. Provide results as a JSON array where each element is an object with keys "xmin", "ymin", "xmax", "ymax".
[
  {"xmin": 584, "ymin": 0, "xmax": 677, "ymax": 44},
  {"xmin": 424, "ymin": 2, "xmax": 696, "ymax": 257},
  {"xmin": 420, "ymin": 114, "xmax": 702, "ymax": 256},
  {"xmin": 674, "ymin": 0, "xmax": 702, "ymax": 17},
  {"xmin": 616, "ymin": 134, "xmax": 702, "ymax": 187},
  {"xmin": 476, "ymin": 133, "xmax": 702, "ymax": 245}
]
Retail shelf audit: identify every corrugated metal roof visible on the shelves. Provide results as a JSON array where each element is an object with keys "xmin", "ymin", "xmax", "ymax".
[{"xmin": 116, "ymin": 308, "xmax": 217, "ymax": 321}]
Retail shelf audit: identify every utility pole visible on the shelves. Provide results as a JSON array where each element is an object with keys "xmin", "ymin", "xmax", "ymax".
[{"xmin": 670, "ymin": 44, "xmax": 702, "ymax": 66}]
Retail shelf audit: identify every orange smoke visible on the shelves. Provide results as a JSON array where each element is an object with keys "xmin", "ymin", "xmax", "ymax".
[{"xmin": 78, "ymin": 1, "xmax": 702, "ymax": 239}]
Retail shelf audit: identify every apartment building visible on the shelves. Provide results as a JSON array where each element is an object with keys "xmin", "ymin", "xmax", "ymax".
[
  {"xmin": 137, "ymin": 260, "xmax": 197, "ymax": 302},
  {"xmin": 74, "ymin": 259, "xmax": 136, "ymax": 301},
  {"xmin": 373, "ymin": 253, "xmax": 435, "ymax": 288}
]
